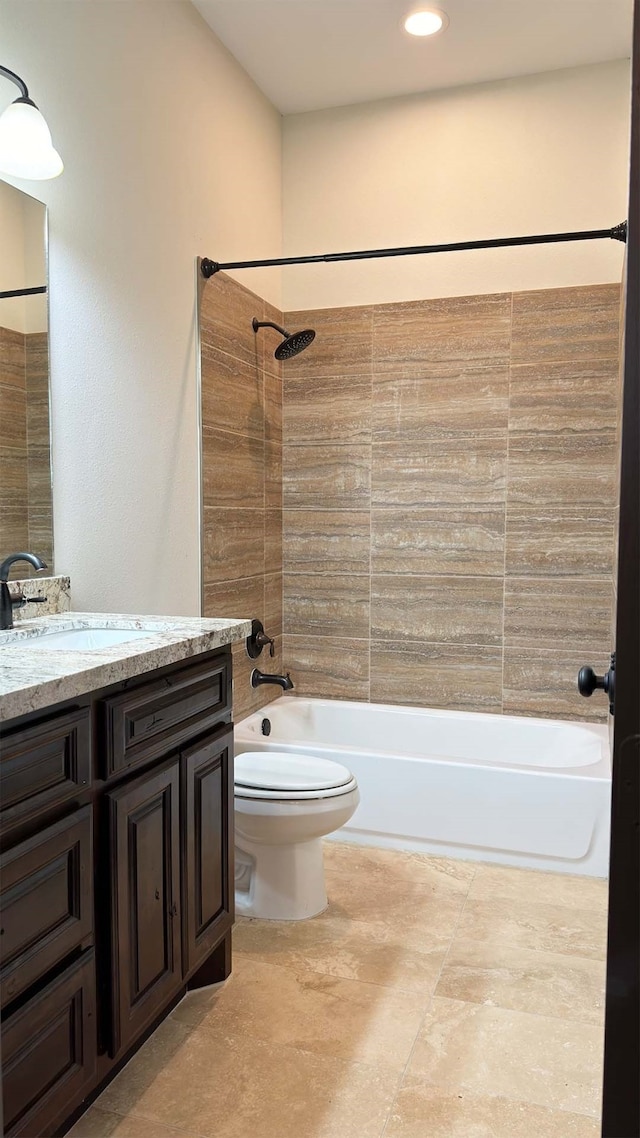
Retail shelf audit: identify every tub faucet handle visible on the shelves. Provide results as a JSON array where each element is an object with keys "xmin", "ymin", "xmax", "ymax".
[{"xmin": 246, "ymin": 618, "xmax": 275, "ymax": 659}]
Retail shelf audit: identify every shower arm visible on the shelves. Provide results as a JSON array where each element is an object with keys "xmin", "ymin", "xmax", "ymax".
[{"xmin": 200, "ymin": 221, "xmax": 627, "ymax": 277}]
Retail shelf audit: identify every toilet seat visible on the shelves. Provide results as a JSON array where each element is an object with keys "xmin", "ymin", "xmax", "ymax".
[{"xmin": 234, "ymin": 751, "xmax": 357, "ymax": 801}]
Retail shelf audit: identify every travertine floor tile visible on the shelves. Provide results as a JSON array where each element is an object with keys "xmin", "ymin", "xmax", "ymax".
[
  {"xmin": 172, "ymin": 958, "xmax": 425, "ymax": 1069},
  {"xmin": 99, "ymin": 1018, "xmax": 399, "ymax": 1138},
  {"xmin": 324, "ymin": 841, "xmax": 476, "ymax": 896},
  {"xmin": 458, "ymin": 895, "xmax": 608, "ymax": 959},
  {"xmin": 436, "ymin": 938, "xmax": 605, "ymax": 1023},
  {"xmin": 406, "ymin": 996, "xmax": 603, "ymax": 1116},
  {"xmin": 384, "ymin": 1083, "xmax": 600, "ymax": 1137},
  {"xmin": 234, "ymin": 911, "xmax": 448, "ymax": 996},
  {"xmin": 469, "ymin": 863, "xmax": 608, "ymax": 909},
  {"xmin": 68, "ymin": 1107, "xmax": 202, "ymax": 1138}
]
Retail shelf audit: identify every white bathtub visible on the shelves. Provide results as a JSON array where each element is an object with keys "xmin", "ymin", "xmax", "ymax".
[{"xmin": 234, "ymin": 697, "xmax": 611, "ymax": 877}]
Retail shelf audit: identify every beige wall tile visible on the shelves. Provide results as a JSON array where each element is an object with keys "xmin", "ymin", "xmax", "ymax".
[
  {"xmin": 406, "ymin": 996, "xmax": 603, "ymax": 1116},
  {"xmin": 511, "ymin": 284, "xmax": 620, "ymax": 363},
  {"xmin": 509, "ymin": 359, "xmax": 619, "ymax": 434},
  {"xmin": 372, "ymin": 437, "xmax": 507, "ymax": 507},
  {"xmin": 283, "ymin": 634, "xmax": 369, "ymax": 699},
  {"xmin": 201, "ymin": 273, "xmax": 264, "ymax": 369},
  {"xmin": 284, "ymin": 371, "xmax": 372, "ymax": 444},
  {"xmin": 284, "ymin": 444, "xmax": 371, "ymax": 509},
  {"xmin": 371, "ymin": 574, "xmax": 503, "ymax": 645},
  {"xmin": 0, "ymin": 325, "xmax": 26, "ymax": 387},
  {"xmin": 372, "ymin": 507, "xmax": 504, "ymax": 576},
  {"xmin": 503, "ymin": 647, "xmax": 608, "ymax": 722},
  {"xmin": 373, "ymin": 362, "xmax": 508, "ymax": 441},
  {"xmin": 370, "ymin": 641, "xmax": 502, "ymax": 712},
  {"xmin": 504, "ymin": 577, "xmax": 612, "ymax": 651},
  {"xmin": 202, "ymin": 508, "xmax": 264, "ymax": 585},
  {"xmin": 373, "ymin": 293, "xmax": 511, "ymax": 371},
  {"xmin": 0, "ymin": 505, "xmax": 29, "ymax": 559},
  {"xmin": 0, "ymin": 446, "xmax": 28, "ymax": 510},
  {"xmin": 505, "ymin": 508, "xmax": 615, "ymax": 577},
  {"xmin": 264, "ymin": 508, "xmax": 282, "ymax": 571},
  {"xmin": 264, "ymin": 571, "xmax": 283, "ymax": 636},
  {"xmin": 0, "ymin": 382, "xmax": 27, "ymax": 448},
  {"xmin": 284, "ymin": 509, "xmax": 370, "ymax": 573},
  {"xmin": 507, "ymin": 431, "xmax": 617, "ymax": 507},
  {"xmin": 201, "ymin": 346, "xmax": 264, "ymax": 439},
  {"xmin": 385, "ymin": 1083, "xmax": 599, "ymax": 1138},
  {"xmin": 283, "ymin": 305, "xmax": 373, "ymax": 377},
  {"xmin": 203, "ymin": 427, "xmax": 264, "ymax": 509},
  {"xmin": 203, "ymin": 574, "xmax": 263, "ymax": 622},
  {"xmin": 284, "ymin": 572, "xmax": 370, "ymax": 637}
]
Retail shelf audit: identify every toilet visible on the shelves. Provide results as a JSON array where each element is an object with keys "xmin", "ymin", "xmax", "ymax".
[{"xmin": 234, "ymin": 751, "xmax": 360, "ymax": 921}]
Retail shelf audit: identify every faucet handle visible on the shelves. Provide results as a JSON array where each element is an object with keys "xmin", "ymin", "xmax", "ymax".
[{"xmin": 246, "ymin": 619, "xmax": 276, "ymax": 659}]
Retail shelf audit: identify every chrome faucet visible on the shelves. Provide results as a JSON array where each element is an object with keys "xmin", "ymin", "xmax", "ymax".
[
  {"xmin": 0, "ymin": 552, "xmax": 48, "ymax": 630},
  {"xmin": 251, "ymin": 668, "xmax": 294, "ymax": 691}
]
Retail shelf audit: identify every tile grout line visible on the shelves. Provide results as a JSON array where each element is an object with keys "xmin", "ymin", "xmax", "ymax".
[
  {"xmin": 501, "ymin": 291, "xmax": 514, "ymax": 714},
  {"xmin": 379, "ymin": 864, "xmax": 479, "ymax": 1137}
]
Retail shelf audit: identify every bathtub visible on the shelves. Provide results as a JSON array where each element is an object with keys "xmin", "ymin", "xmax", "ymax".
[{"xmin": 234, "ymin": 697, "xmax": 611, "ymax": 877}]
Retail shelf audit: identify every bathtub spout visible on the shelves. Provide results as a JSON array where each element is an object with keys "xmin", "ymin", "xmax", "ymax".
[{"xmin": 251, "ymin": 668, "xmax": 294, "ymax": 691}]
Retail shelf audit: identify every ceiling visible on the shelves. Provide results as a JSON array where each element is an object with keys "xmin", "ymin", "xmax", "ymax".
[{"xmin": 194, "ymin": 0, "xmax": 633, "ymax": 115}]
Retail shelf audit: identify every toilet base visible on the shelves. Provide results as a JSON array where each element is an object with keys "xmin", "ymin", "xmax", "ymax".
[{"xmin": 235, "ymin": 836, "xmax": 328, "ymax": 921}]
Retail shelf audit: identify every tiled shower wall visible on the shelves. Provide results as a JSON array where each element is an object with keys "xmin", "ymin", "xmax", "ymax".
[
  {"xmin": 282, "ymin": 285, "xmax": 622, "ymax": 721},
  {"xmin": 0, "ymin": 326, "xmax": 53, "ymax": 572},
  {"xmin": 199, "ymin": 273, "xmax": 283, "ymax": 721}
]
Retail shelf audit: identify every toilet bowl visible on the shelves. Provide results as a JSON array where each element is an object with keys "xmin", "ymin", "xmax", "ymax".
[{"xmin": 234, "ymin": 751, "xmax": 360, "ymax": 921}]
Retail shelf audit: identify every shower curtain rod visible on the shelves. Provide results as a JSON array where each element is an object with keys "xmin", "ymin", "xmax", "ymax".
[{"xmin": 200, "ymin": 221, "xmax": 627, "ymax": 277}]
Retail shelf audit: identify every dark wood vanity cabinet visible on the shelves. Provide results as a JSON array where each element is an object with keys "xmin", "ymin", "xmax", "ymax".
[{"xmin": 0, "ymin": 645, "xmax": 234, "ymax": 1137}]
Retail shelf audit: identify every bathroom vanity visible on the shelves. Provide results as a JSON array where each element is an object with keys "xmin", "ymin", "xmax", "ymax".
[{"xmin": 0, "ymin": 613, "xmax": 250, "ymax": 1137}]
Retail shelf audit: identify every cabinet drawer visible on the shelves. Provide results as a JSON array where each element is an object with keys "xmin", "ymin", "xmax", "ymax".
[
  {"xmin": 0, "ymin": 707, "xmax": 91, "ymax": 835},
  {"xmin": 99, "ymin": 654, "xmax": 231, "ymax": 778},
  {"xmin": 2, "ymin": 949, "xmax": 97, "ymax": 1138},
  {"xmin": 0, "ymin": 807, "xmax": 93, "ymax": 1009}
]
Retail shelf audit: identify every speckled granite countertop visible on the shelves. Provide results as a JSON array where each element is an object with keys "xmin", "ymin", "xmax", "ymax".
[{"xmin": 0, "ymin": 613, "xmax": 251, "ymax": 723}]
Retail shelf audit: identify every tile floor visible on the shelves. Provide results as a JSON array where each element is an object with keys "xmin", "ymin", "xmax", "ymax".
[{"xmin": 69, "ymin": 843, "xmax": 609, "ymax": 1138}]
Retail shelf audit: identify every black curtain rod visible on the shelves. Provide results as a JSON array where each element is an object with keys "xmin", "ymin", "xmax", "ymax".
[
  {"xmin": 201, "ymin": 221, "xmax": 627, "ymax": 277},
  {"xmin": 0, "ymin": 286, "xmax": 47, "ymax": 299}
]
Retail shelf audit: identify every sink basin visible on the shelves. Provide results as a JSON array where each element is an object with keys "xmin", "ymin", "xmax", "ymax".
[{"xmin": 21, "ymin": 627, "xmax": 156, "ymax": 651}]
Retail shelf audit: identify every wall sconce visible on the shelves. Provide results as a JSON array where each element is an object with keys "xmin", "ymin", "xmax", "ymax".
[{"xmin": 0, "ymin": 64, "xmax": 63, "ymax": 180}]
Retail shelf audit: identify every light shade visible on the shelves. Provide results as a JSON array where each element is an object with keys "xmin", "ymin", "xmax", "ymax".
[
  {"xmin": 403, "ymin": 8, "xmax": 448, "ymax": 36},
  {"xmin": 0, "ymin": 99, "xmax": 63, "ymax": 180}
]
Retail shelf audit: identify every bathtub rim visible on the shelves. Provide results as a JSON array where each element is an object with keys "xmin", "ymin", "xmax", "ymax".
[{"xmin": 234, "ymin": 693, "xmax": 611, "ymax": 781}]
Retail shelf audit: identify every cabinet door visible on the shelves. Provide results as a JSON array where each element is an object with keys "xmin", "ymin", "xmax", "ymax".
[
  {"xmin": 107, "ymin": 759, "xmax": 182, "ymax": 1056},
  {"xmin": 2, "ymin": 949, "xmax": 97, "ymax": 1138},
  {"xmin": 182, "ymin": 726, "xmax": 233, "ymax": 977}
]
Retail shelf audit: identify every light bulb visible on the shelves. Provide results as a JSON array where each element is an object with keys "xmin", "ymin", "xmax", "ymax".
[{"xmin": 403, "ymin": 9, "xmax": 448, "ymax": 37}]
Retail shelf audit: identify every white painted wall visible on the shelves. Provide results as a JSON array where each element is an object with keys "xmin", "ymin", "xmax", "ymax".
[
  {"xmin": 282, "ymin": 61, "xmax": 630, "ymax": 310},
  {"xmin": 1, "ymin": 0, "xmax": 282, "ymax": 614}
]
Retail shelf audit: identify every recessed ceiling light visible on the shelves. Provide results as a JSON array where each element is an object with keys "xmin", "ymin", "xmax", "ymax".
[{"xmin": 402, "ymin": 8, "xmax": 448, "ymax": 37}]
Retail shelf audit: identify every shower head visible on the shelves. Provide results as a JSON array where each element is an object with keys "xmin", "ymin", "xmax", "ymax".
[{"xmin": 252, "ymin": 318, "xmax": 316, "ymax": 361}]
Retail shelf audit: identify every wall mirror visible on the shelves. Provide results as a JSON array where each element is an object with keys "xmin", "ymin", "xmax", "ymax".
[{"xmin": 0, "ymin": 179, "xmax": 53, "ymax": 577}]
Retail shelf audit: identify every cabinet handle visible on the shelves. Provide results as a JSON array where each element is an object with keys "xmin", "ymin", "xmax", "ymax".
[
  {"xmin": 155, "ymin": 890, "xmax": 160, "ymax": 901},
  {"xmin": 169, "ymin": 903, "xmax": 178, "ymax": 918}
]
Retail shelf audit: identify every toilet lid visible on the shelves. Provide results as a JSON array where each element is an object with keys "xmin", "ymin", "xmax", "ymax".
[{"xmin": 235, "ymin": 751, "xmax": 354, "ymax": 793}]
